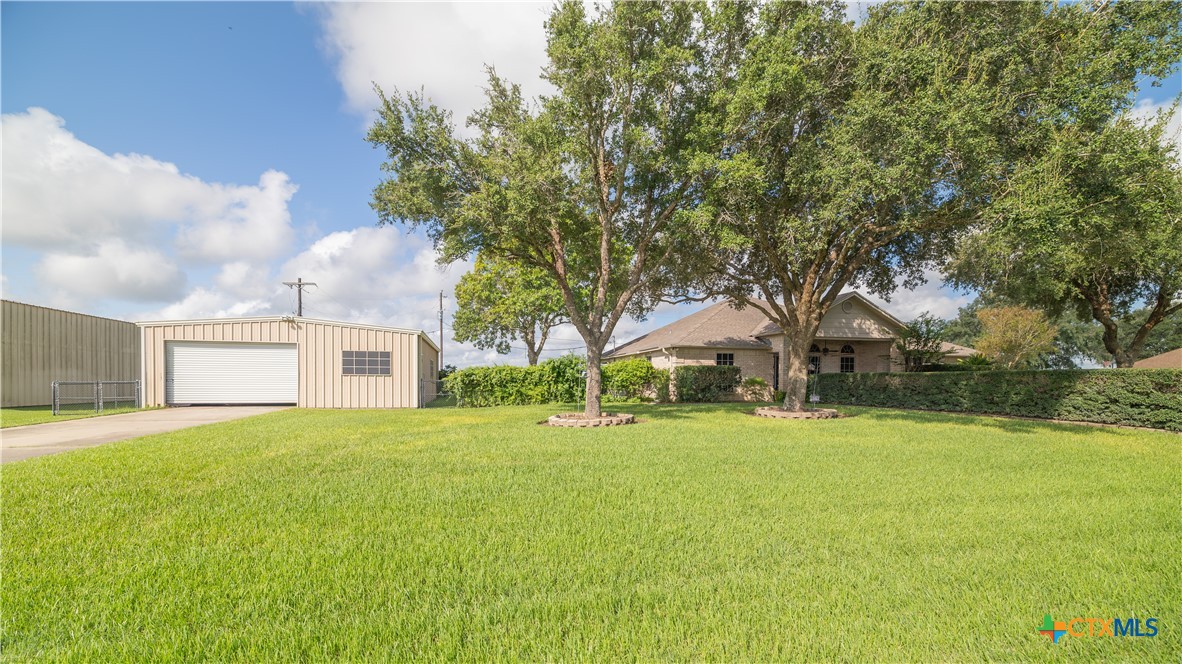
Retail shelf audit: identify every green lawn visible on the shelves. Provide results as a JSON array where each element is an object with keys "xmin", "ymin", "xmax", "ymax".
[
  {"xmin": 0, "ymin": 405, "xmax": 145, "ymax": 428},
  {"xmin": 2, "ymin": 404, "xmax": 1178, "ymax": 660}
]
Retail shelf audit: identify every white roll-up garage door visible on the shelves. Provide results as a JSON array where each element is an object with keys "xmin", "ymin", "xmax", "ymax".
[{"xmin": 166, "ymin": 342, "xmax": 298, "ymax": 405}]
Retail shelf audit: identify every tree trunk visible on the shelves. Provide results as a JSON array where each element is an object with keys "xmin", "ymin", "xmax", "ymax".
[
  {"xmin": 585, "ymin": 345, "xmax": 603, "ymax": 417},
  {"xmin": 780, "ymin": 333, "xmax": 814, "ymax": 412},
  {"xmin": 526, "ymin": 346, "xmax": 540, "ymax": 366}
]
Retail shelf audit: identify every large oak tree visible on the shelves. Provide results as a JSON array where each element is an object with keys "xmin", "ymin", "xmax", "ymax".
[
  {"xmin": 945, "ymin": 0, "xmax": 1182, "ymax": 368},
  {"xmin": 368, "ymin": 2, "xmax": 723, "ymax": 416},
  {"xmin": 691, "ymin": 1, "xmax": 1032, "ymax": 410}
]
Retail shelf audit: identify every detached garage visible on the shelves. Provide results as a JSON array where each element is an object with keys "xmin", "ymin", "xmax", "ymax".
[{"xmin": 139, "ymin": 317, "xmax": 439, "ymax": 408}]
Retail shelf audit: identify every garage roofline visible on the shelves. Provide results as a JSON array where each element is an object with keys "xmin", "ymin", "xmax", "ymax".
[{"xmin": 135, "ymin": 316, "xmax": 439, "ymax": 353}]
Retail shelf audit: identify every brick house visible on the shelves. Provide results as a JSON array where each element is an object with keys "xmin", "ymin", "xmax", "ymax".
[{"xmin": 604, "ymin": 292, "xmax": 975, "ymax": 392}]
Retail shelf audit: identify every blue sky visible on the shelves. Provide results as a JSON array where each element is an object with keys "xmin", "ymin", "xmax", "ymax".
[{"xmin": 2, "ymin": 2, "xmax": 1179, "ymax": 367}]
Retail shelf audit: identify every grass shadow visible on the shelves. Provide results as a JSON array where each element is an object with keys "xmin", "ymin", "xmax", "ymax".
[{"xmin": 830, "ymin": 404, "xmax": 1128, "ymax": 436}]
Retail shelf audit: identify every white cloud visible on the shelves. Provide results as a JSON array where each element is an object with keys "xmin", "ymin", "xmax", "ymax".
[
  {"xmin": 35, "ymin": 240, "xmax": 187, "ymax": 303},
  {"xmin": 278, "ymin": 226, "xmax": 470, "ymax": 328},
  {"xmin": 313, "ymin": 1, "xmax": 551, "ymax": 125},
  {"xmin": 145, "ymin": 287, "xmax": 273, "ymax": 322},
  {"xmin": 1, "ymin": 107, "xmax": 297, "ymax": 263}
]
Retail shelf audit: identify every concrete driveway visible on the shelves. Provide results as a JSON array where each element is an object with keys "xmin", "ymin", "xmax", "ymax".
[{"xmin": 1, "ymin": 406, "xmax": 289, "ymax": 463}]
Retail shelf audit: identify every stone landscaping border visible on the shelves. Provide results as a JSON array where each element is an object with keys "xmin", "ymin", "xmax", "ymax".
[
  {"xmin": 753, "ymin": 406, "xmax": 839, "ymax": 420},
  {"xmin": 547, "ymin": 412, "xmax": 636, "ymax": 427}
]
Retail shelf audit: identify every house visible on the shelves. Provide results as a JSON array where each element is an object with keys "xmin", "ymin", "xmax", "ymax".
[
  {"xmin": 1133, "ymin": 348, "xmax": 1182, "ymax": 369},
  {"xmin": 604, "ymin": 292, "xmax": 975, "ymax": 391},
  {"xmin": 1, "ymin": 300, "xmax": 439, "ymax": 409}
]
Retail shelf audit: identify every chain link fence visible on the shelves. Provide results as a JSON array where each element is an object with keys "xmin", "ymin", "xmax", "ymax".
[
  {"xmin": 52, "ymin": 380, "xmax": 141, "ymax": 415},
  {"xmin": 421, "ymin": 379, "xmax": 455, "ymax": 407}
]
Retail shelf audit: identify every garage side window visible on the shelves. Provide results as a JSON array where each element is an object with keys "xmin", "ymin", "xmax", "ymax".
[{"xmin": 343, "ymin": 350, "xmax": 391, "ymax": 375}]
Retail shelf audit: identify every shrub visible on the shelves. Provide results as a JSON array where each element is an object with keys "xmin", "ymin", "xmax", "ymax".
[
  {"xmin": 603, "ymin": 358, "xmax": 662, "ymax": 402},
  {"xmin": 816, "ymin": 368, "xmax": 1182, "ymax": 431},
  {"xmin": 739, "ymin": 376, "xmax": 774, "ymax": 402},
  {"xmin": 674, "ymin": 365, "xmax": 742, "ymax": 402},
  {"xmin": 445, "ymin": 355, "xmax": 585, "ymax": 407}
]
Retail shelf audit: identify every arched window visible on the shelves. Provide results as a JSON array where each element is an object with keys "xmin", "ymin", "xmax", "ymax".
[
  {"xmin": 840, "ymin": 344, "xmax": 855, "ymax": 354},
  {"xmin": 809, "ymin": 344, "xmax": 821, "ymax": 353},
  {"xmin": 839, "ymin": 345, "xmax": 855, "ymax": 373}
]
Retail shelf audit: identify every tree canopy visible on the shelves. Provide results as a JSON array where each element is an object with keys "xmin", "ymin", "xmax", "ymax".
[
  {"xmin": 945, "ymin": 1, "xmax": 1182, "ymax": 367},
  {"xmin": 688, "ymin": 0, "xmax": 1050, "ymax": 409}
]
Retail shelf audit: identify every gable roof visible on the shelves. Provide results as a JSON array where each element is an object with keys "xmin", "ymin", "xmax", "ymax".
[
  {"xmin": 606, "ymin": 300, "xmax": 772, "ymax": 357},
  {"xmin": 748, "ymin": 292, "xmax": 905, "ymax": 338},
  {"xmin": 607, "ymin": 292, "xmax": 914, "ymax": 358}
]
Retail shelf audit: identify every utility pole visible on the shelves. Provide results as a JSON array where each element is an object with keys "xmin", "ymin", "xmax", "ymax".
[
  {"xmin": 439, "ymin": 290, "xmax": 444, "ymax": 372},
  {"xmin": 282, "ymin": 277, "xmax": 317, "ymax": 317}
]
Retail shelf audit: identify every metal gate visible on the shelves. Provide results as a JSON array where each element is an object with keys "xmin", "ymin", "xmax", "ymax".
[{"xmin": 52, "ymin": 380, "xmax": 141, "ymax": 415}]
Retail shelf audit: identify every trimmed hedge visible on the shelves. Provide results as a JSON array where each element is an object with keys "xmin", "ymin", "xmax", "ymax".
[
  {"xmin": 674, "ymin": 365, "xmax": 742, "ymax": 403},
  {"xmin": 445, "ymin": 355, "xmax": 668, "ymax": 407},
  {"xmin": 817, "ymin": 368, "xmax": 1182, "ymax": 431}
]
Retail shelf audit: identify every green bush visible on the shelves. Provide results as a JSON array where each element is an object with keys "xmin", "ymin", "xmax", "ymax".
[
  {"xmin": 445, "ymin": 356, "xmax": 584, "ymax": 407},
  {"xmin": 446, "ymin": 355, "xmax": 669, "ymax": 407},
  {"xmin": 817, "ymin": 368, "xmax": 1182, "ymax": 431},
  {"xmin": 603, "ymin": 358, "xmax": 663, "ymax": 402},
  {"xmin": 674, "ymin": 365, "xmax": 742, "ymax": 403}
]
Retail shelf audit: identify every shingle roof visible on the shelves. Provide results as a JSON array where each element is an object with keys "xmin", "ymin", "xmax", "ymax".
[
  {"xmin": 939, "ymin": 341, "xmax": 977, "ymax": 357},
  {"xmin": 606, "ymin": 292, "xmax": 977, "ymax": 359},
  {"xmin": 605, "ymin": 300, "xmax": 772, "ymax": 357},
  {"xmin": 1133, "ymin": 347, "xmax": 1182, "ymax": 369}
]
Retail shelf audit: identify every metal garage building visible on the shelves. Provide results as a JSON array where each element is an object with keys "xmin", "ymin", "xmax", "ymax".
[
  {"xmin": 1, "ymin": 300, "xmax": 141, "ymax": 407},
  {"xmin": 139, "ymin": 316, "xmax": 439, "ymax": 408}
]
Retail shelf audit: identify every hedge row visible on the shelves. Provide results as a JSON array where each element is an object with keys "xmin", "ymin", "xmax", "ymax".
[
  {"xmin": 445, "ymin": 356, "xmax": 667, "ymax": 407},
  {"xmin": 673, "ymin": 365, "xmax": 742, "ymax": 403},
  {"xmin": 816, "ymin": 368, "xmax": 1182, "ymax": 431}
]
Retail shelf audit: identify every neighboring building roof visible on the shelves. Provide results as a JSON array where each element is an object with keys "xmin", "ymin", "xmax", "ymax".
[
  {"xmin": 1133, "ymin": 347, "xmax": 1182, "ymax": 369},
  {"xmin": 940, "ymin": 341, "xmax": 978, "ymax": 357},
  {"xmin": 606, "ymin": 300, "xmax": 772, "ymax": 357}
]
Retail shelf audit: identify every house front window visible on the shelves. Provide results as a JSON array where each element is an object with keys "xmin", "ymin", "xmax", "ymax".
[
  {"xmin": 840, "ymin": 355, "xmax": 855, "ymax": 373},
  {"xmin": 715, "ymin": 353, "xmax": 734, "ymax": 366},
  {"xmin": 808, "ymin": 355, "xmax": 821, "ymax": 374}
]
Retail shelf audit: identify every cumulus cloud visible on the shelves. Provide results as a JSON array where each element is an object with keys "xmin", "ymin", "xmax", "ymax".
[
  {"xmin": 278, "ymin": 226, "xmax": 470, "ymax": 329},
  {"xmin": 35, "ymin": 240, "xmax": 187, "ymax": 303},
  {"xmin": 1, "ymin": 107, "xmax": 297, "ymax": 262},
  {"xmin": 313, "ymin": 1, "xmax": 551, "ymax": 124},
  {"xmin": 145, "ymin": 288, "xmax": 274, "ymax": 322}
]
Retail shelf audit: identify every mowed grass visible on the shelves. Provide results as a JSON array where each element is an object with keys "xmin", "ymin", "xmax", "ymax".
[
  {"xmin": 2, "ymin": 404, "xmax": 1178, "ymax": 661},
  {"xmin": 1, "ymin": 405, "xmax": 145, "ymax": 428}
]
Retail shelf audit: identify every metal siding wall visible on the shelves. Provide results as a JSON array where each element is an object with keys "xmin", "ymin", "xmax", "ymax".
[
  {"xmin": 1, "ymin": 301, "xmax": 140, "ymax": 407},
  {"xmin": 137, "ymin": 318, "xmax": 423, "ymax": 409}
]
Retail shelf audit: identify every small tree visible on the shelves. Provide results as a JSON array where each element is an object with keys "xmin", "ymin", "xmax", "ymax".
[
  {"xmin": 453, "ymin": 255, "xmax": 568, "ymax": 366},
  {"xmin": 974, "ymin": 306, "xmax": 1059, "ymax": 370},
  {"xmin": 893, "ymin": 313, "xmax": 950, "ymax": 372}
]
